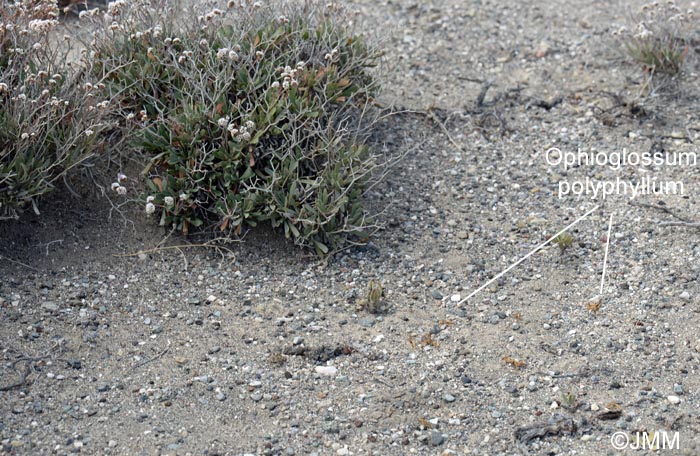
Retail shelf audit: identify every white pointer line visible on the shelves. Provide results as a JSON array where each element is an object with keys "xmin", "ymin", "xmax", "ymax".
[
  {"xmin": 600, "ymin": 212, "xmax": 614, "ymax": 294},
  {"xmin": 457, "ymin": 205, "xmax": 600, "ymax": 305}
]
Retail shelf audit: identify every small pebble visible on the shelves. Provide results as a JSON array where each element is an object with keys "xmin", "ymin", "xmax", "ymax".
[
  {"xmin": 667, "ymin": 395, "xmax": 681, "ymax": 405},
  {"xmin": 315, "ymin": 366, "xmax": 338, "ymax": 376},
  {"xmin": 430, "ymin": 430, "xmax": 445, "ymax": 446}
]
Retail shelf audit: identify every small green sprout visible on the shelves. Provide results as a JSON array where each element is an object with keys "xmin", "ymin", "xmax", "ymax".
[
  {"xmin": 367, "ymin": 280, "xmax": 383, "ymax": 306},
  {"xmin": 553, "ymin": 231, "xmax": 574, "ymax": 255},
  {"xmin": 561, "ymin": 391, "xmax": 577, "ymax": 409},
  {"xmin": 360, "ymin": 279, "xmax": 384, "ymax": 314}
]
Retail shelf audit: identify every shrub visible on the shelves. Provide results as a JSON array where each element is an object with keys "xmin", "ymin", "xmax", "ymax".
[
  {"xmin": 0, "ymin": 0, "xmax": 114, "ymax": 220},
  {"xmin": 83, "ymin": 0, "xmax": 383, "ymax": 254},
  {"xmin": 615, "ymin": 2, "xmax": 693, "ymax": 81}
]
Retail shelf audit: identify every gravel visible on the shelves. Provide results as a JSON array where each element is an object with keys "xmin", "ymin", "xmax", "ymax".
[{"xmin": 2, "ymin": 0, "xmax": 700, "ymax": 455}]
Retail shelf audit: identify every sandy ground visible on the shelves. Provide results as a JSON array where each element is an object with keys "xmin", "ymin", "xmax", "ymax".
[{"xmin": 2, "ymin": 0, "xmax": 700, "ymax": 455}]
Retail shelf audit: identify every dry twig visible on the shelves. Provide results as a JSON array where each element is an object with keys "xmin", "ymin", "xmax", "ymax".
[{"xmin": 630, "ymin": 200, "xmax": 699, "ymax": 227}]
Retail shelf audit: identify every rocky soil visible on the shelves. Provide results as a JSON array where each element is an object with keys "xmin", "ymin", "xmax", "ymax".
[{"xmin": 2, "ymin": 0, "xmax": 700, "ymax": 455}]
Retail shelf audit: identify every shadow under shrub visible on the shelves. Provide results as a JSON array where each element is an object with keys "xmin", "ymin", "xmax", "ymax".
[
  {"xmin": 85, "ymin": 0, "xmax": 383, "ymax": 254},
  {"xmin": 0, "ymin": 0, "xmax": 113, "ymax": 220}
]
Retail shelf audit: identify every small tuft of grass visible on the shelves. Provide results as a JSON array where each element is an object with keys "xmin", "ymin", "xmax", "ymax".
[
  {"xmin": 614, "ymin": 2, "xmax": 694, "ymax": 87},
  {"xmin": 359, "ymin": 279, "xmax": 384, "ymax": 314},
  {"xmin": 553, "ymin": 231, "xmax": 574, "ymax": 255},
  {"xmin": 560, "ymin": 391, "xmax": 578, "ymax": 409}
]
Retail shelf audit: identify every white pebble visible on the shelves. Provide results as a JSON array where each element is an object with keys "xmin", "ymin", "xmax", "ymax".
[
  {"xmin": 315, "ymin": 365, "xmax": 338, "ymax": 376},
  {"xmin": 667, "ymin": 395, "xmax": 681, "ymax": 405},
  {"xmin": 450, "ymin": 294, "xmax": 461, "ymax": 302}
]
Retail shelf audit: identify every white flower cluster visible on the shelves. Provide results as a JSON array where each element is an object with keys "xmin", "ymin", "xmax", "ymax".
[
  {"xmin": 634, "ymin": 22, "xmax": 654, "ymax": 39},
  {"xmin": 129, "ymin": 26, "xmax": 162, "ymax": 41},
  {"xmin": 613, "ymin": 2, "xmax": 694, "ymax": 39},
  {"xmin": 178, "ymin": 50, "xmax": 193, "ymax": 64},
  {"xmin": 324, "ymin": 48, "xmax": 339, "ymax": 62},
  {"xmin": 144, "ymin": 193, "xmax": 187, "ymax": 214},
  {"xmin": 229, "ymin": 0, "xmax": 263, "ymax": 7},
  {"xmin": 218, "ymin": 118, "xmax": 255, "ymax": 142},
  {"xmin": 82, "ymin": 81, "xmax": 106, "ymax": 92},
  {"xmin": 78, "ymin": 8, "xmax": 101, "ymax": 20},
  {"xmin": 276, "ymin": 61, "xmax": 305, "ymax": 90},
  {"xmin": 109, "ymin": 21, "xmax": 123, "ymax": 32},
  {"xmin": 111, "ymin": 173, "xmax": 128, "ymax": 195},
  {"xmin": 611, "ymin": 26, "xmax": 628, "ymax": 37},
  {"xmin": 27, "ymin": 19, "xmax": 58, "ymax": 34},
  {"xmin": 145, "ymin": 195, "xmax": 156, "ymax": 214},
  {"xmin": 87, "ymin": 99, "xmax": 110, "ymax": 111},
  {"xmin": 199, "ymin": 8, "xmax": 224, "ymax": 22},
  {"xmin": 49, "ymin": 97, "xmax": 68, "ymax": 107},
  {"xmin": 107, "ymin": 0, "xmax": 127, "ymax": 16},
  {"xmin": 216, "ymin": 46, "xmax": 240, "ymax": 62}
]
